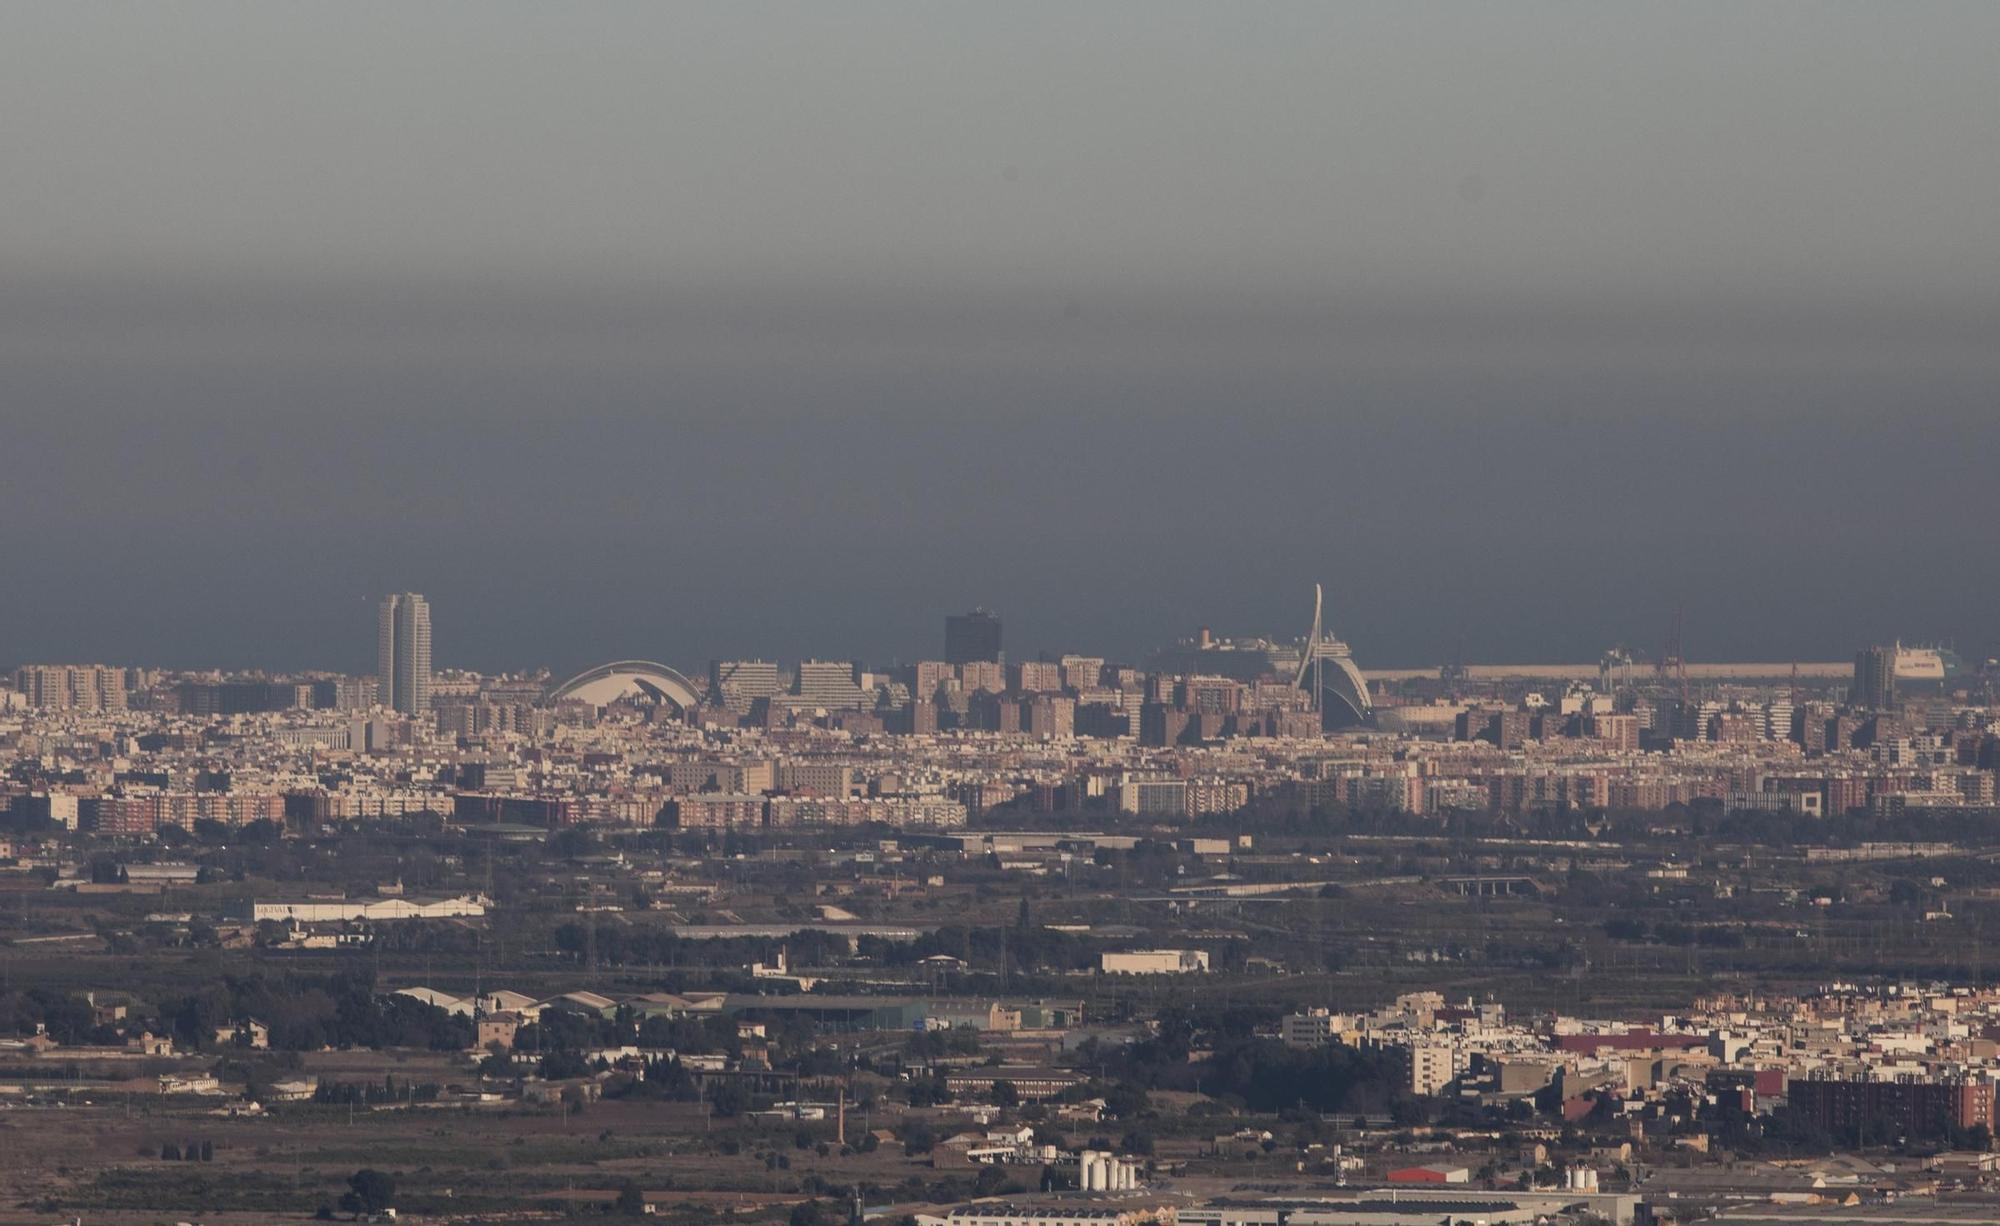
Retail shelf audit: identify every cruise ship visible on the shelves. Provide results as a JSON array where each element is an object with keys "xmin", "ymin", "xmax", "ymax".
[{"xmin": 1893, "ymin": 643, "xmax": 1962, "ymax": 689}]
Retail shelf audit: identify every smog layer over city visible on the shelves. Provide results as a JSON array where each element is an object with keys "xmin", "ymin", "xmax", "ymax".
[{"xmin": 3, "ymin": 5, "xmax": 2000, "ymax": 1225}]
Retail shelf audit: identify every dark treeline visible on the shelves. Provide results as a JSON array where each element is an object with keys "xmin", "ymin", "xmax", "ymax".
[
  {"xmin": 1078, "ymin": 1004, "xmax": 1413, "ymax": 1117},
  {"xmin": 551, "ymin": 915, "xmax": 1243, "ymax": 976},
  {"xmin": 1602, "ymin": 917, "xmax": 1746, "ymax": 947},
  {"xmin": 0, "ymin": 971, "xmax": 470, "ymax": 1053},
  {"xmin": 1185, "ymin": 797, "xmax": 2000, "ymax": 851}
]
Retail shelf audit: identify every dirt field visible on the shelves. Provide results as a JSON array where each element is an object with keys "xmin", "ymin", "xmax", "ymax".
[{"xmin": 0, "ymin": 1095, "xmax": 953, "ymax": 1224}]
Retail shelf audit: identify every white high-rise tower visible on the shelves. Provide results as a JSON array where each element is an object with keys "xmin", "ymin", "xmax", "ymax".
[{"xmin": 376, "ymin": 593, "xmax": 432, "ymax": 715}]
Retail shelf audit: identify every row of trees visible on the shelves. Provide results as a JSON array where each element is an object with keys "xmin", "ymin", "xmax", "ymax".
[
  {"xmin": 314, "ymin": 1076, "xmax": 444, "ymax": 1105},
  {"xmin": 550, "ymin": 913, "xmax": 1247, "ymax": 978},
  {"xmin": 0, "ymin": 971, "xmax": 472, "ymax": 1053},
  {"xmin": 154, "ymin": 972, "xmax": 473, "ymax": 1052},
  {"xmin": 1602, "ymin": 917, "xmax": 1747, "ymax": 946},
  {"xmin": 154, "ymin": 1140, "xmax": 215, "ymax": 1161}
]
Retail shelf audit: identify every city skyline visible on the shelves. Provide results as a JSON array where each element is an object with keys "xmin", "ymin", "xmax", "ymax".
[{"xmin": 0, "ymin": 589, "xmax": 1966, "ymax": 681}]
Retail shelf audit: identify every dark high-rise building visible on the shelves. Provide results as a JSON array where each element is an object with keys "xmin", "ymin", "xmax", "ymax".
[
  {"xmin": 1854, "ymin": 644, "xmax": 1896, "ymax": 711},
  {"xmin": 176, "ymin": 680, "xmax": 312, "ymax": 717},
  {"xmin": 945, "ymin": 608, "xmax": 1002, "ymax": 666}
]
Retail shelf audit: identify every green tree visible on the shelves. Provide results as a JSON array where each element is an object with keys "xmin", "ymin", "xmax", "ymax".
[
  {"xmin": 340, "ymin": 1169, "xmax": 396, "ymax": 1216},
  {"xmin": 615, "ymin": 1180, "xmax": 646, "ymax": 1215},
  {"xmin": 790, "ymin": 1201, "xmax": 829, "ymax": 1226}
]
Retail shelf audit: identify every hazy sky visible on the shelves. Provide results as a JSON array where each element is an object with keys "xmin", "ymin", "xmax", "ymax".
[{"xmin": 3, "ymin": 3, "xmax": 1997, "ymax": 675}]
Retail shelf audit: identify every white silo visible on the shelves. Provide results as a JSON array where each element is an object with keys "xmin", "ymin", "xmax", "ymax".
[{"xmin": 1081, "ymin": 1151, "xmax": 1107, "ymax": 1190}]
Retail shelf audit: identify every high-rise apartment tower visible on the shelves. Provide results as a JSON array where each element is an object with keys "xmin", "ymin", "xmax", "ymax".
[{"xmin": 377, "ymin": 593, "xmax": 433, "ymax": 715}]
